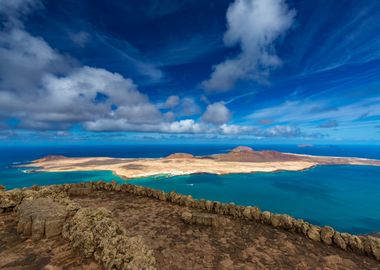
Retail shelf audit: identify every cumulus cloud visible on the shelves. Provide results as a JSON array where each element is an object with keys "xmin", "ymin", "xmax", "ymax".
[
  {"xmin": 202, "ymin": 102, "xmax": 231, "ymax": 125},
  {"xmin": 202, "ymin": 0, "xmax": 295, "ymax": 91},
  {"xmin": 85, "ymin": 119, "xmax": 208, "ymax": 134},
  {"xmin": 0, "ymin": 3, "xmax": 164, "ymax": 132}
]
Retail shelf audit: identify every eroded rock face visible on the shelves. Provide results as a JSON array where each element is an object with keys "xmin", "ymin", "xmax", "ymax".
[
  {"xmin": 63, "ymin": 207, "xmax": 156, "ymax": 270},
  {"xmin": 17, "ymin": 198, "xmax": 68, "ymax": 240}
]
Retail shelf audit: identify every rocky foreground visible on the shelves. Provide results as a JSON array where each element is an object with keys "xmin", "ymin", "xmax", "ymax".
[
  {"xmin": 0, "ymin": 182, "xmax": 379, "ymax": 270},
  {"xmin": 27, "ymin": 146, "xmax": 380, "ymax": 179}
]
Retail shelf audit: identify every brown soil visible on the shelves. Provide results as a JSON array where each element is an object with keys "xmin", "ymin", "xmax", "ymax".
[
  {"xmin": 69, "ymin": 190, "xmax": 380, "ymax": 270},
  {"xmin": 0, "ymin": 212, "xmax": 101, "ymax": 270}
]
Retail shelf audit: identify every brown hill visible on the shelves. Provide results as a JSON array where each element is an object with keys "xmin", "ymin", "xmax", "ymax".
[
  {"xmin": 34, "ymin": 155, "xmax": 66, "ymax": 163},
  {"xmin": 166, "ymin": 153, "xmax": 195, "ymax": 159},
  {"xmin": 214, "ymin": 146, "xmax": 303, "ymax": 162}
]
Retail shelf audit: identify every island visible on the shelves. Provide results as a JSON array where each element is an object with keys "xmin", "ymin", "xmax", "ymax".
[{"xmin": 26, "ymin": 146, "xmax": 380, "ymax": 179}]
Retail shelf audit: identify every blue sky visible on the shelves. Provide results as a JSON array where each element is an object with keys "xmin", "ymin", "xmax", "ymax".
[{"xmin": 0, "ymin": 0, "xmax": 379, "ymax": 144}]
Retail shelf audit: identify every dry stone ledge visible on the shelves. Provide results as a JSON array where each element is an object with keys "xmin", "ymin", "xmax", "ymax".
[
  {"xmin": 17, "ymin": 197, "xmax": 68, "ymax": 240},
  {"xmin": 181, "ymin": 211, "xmax": 229, "ymax": 227},
  {"xmin": 63, "ymin": 207, "xmax": 156, "ymax": 270}
]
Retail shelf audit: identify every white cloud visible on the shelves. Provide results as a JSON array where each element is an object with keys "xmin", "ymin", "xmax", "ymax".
[
  {"xmin": 220, "ymin": 124, "xmax": 254, "ymax": 135},
  {"xmin": 85, "ymin": 119, "xmax": 208, "ymax": 134},
  {"xmin": 202, "ymin": 102, "xmax": 231, "ymax": 125},
  {"xmin": 161, "ymin": 119, "xmax": 206, "ymax": 133},
  {"xmin": 0, "ymin": 3, "xmax": 167, "ymax": 132},
  {"xmin": 202, "ymin": 0, "xmax": 295, "ymax": 91},
  {"xmin": 181, "ymin": 97, "xmax": 201, "ymax": 116}
]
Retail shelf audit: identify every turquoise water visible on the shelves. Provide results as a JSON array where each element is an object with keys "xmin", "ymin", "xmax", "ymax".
[
  {"xmin": 129, "ymin": 165, "xmax": 380, "ymax": 234},
  {"xmin": 1, "ymin": 144, "xmax": 380, "ymax": 234},
  {"xmin": 0, "ymin": 167, "xmax": 125, "ymax": 190}
]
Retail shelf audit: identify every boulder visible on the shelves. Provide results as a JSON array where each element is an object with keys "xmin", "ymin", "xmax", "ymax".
[
  {"xmin": 260, "ymin": 211, "xmax": 271, "ymax": 224},
  {"xmin": 307, "ymin": 226, "xmax": 321, "ymax": 242},
  {"xmin": 17, "ymin": 198, "xmax": 68, "ymax": 240},
  {"xmin": 333, "ymin": 232, "xmax": 347, "ymax": 250},
  {"xmin": 270, "ymin": 214, "xmax": 293, "ymax": 230},
  {"xmin": 320, "ymin": 226, "xmax": 335, "ymax": 245},
  {"xmin": 348, "ymin": 235, "xmax": 364, "ymax": 254},
  {"xmin": 242, "ymin": 207, "xmax": 252, "ymax": 219},
  {"xmin": 250, "ymin": 207, "xmax": 261, "ymax": 220},
  {"xmin": 181, "ymin": 212, "xmax": 193, "ymax": 223}
]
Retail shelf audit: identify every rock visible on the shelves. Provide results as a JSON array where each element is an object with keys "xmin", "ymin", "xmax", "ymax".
[
  {"xmin": 63, "ymin": 207, "xmax": 156, "ymax": 269},
  {"xmin": 367, "ymin": 236, "xmax": 380, "ymax": 260},
  {"xmin": 260, "ymin": 211, "xmax": 271, "ymax": 224},
  {"xmin": 307, "ymin": 226, "xmax": 321, "ymax": 242},
  {"xmin": 205, "ymin": 200, "xmax": 214, "ymax": 211},
  {"xmin": 242, "ymin": 207, "xmax": 252, "ymax": 219},
  {"xmin": 181, "ymin": 211, "xmax": 228, "ymax": 227},
  {"xmin": 250, "ymin": 207, "xmax": 261, "ymax": 220},
  {"xmin": 181, "ymin": 212, "xmax": 193, "ymax": 223},
  {"xmin": 333, "ymin": 232, "xmax": 347, "ymax": 250},
  {"xmin": 158, "ymin": 192, "xmax": 167, "ymax": 201},
  {"xmin": 17, "ymin": 198, "xmax": 68, "ymax": 240},
  {"xmin": 320, "ymin": 226, "xmax": 335, "ymax": 245},
  {"xmin": 270, "ymin": 214, "xmax": 293, "ymax": 230},
  {"xmin": 0, "ymin": 185, "xmax": 5, "ymax": 191},
  {"xmin": 0, "ymin": 188, "xmax": 23, "ymax": 211},
  {"xmin": 68, "ymin": 187, "xmax": 92, "ymax": 196},
  {"xmin": 348, "ymin": 235, "xmax": 364, "ymax": 254},
  {"xmin": 293, "ymin": 220, "xmax": 310, "ymax": 236}
]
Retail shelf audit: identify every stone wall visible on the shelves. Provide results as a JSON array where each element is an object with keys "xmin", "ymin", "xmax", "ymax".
[
  {"xmin": 1, "ymin": 181, "xmax": 380, "ymax": 262},
  {"xmin": 0, "ymin": 184, "xmax": 156, "ymax": 270}
]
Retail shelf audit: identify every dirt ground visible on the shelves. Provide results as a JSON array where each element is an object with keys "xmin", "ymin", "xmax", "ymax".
[
  {"xmin": 71, "ymin": 190, "xmax": 380, "ymax": 270},
  {"xmin": 0, "ymin": 189, "xmax": 379, "ymax": 270}
]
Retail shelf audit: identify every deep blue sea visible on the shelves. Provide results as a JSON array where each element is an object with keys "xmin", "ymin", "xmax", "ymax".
[{"xmin": 1, "ymin": 144, "xmax": 380, "ymax": 234}]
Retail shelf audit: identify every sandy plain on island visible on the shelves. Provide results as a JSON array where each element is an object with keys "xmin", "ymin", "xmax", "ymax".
[{"xmin": 24, "ymin": 146, "xmax": 380, "ymax": 179}]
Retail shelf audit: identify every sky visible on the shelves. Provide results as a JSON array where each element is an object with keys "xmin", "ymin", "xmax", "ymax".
[{"xmin": 0, "ymin": 0, "xmax": 379, "ymax": 145}]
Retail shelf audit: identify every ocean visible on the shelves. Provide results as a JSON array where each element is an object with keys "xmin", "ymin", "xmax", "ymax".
[{"xmin": 1, "ymin": 144, "xmax": 380, "ymax": 234}]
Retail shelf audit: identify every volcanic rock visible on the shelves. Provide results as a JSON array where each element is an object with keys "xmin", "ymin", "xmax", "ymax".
[{"xmin": 17, "ymin": 198, "xmax": 68, "ymax": 240}]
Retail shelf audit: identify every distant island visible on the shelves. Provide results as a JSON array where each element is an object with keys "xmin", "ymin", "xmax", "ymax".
[{"xmin": 26, "ymin": 146, "xmax": 380, "ymax": 179}]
